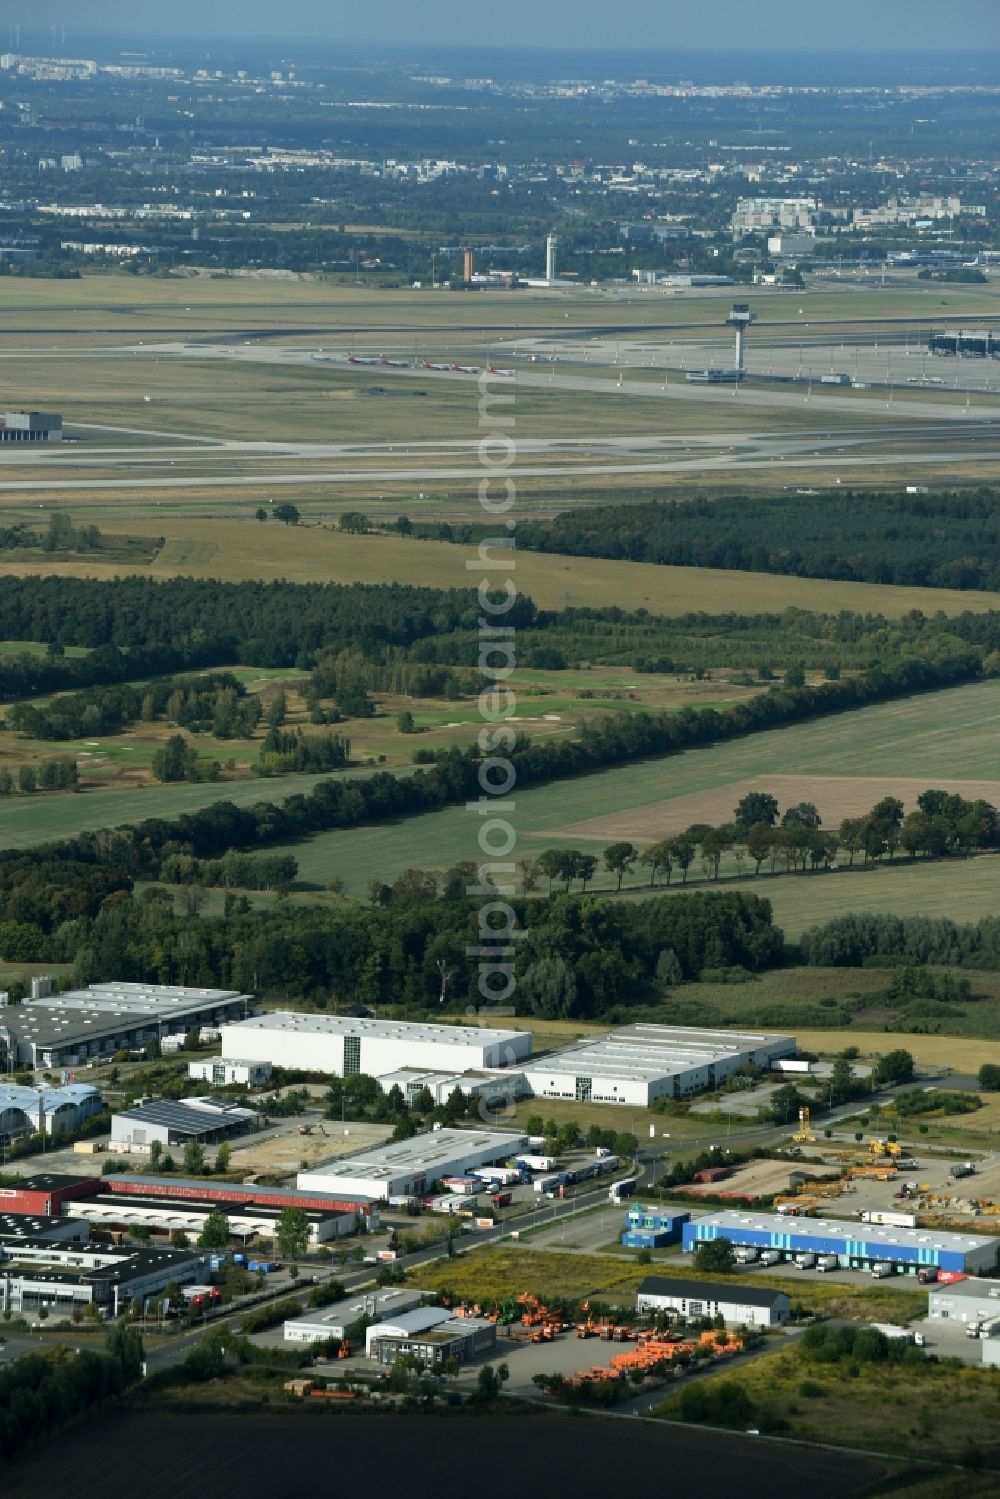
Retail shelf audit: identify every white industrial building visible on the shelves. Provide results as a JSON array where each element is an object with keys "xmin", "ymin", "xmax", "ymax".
[
  {"xmin": 68, "ymin": 1193, "xmax": 351, "ymax": 1246},
  {"xmin": 0, "ymin": 1082, "xmax": 103, "ymax": 1138},
  {"xmin": 284, "ymin": 1287, "xmax": 426, "ymax": 1344},
  {"xmin": 376, "ymin": 1067, "xmax": 526, "ymax": 1108},
  {"xmin": 188, "ymin": 1057, "xmax": 272, "ymax": 1088},
  {"xmin": 927, "ymin": 1279, "xmax": 1000, "ymax": 1326},
  {"xmin": 520, "ymin": 1024, "xmax": 796, "ymax": 1107},
  {"xmin": 221, "ymin": 1012, "xmax": 532, "ymax": 1078},
  {"xmin": 637, "ymin": 1275, "xmax": 791, "ymax": 1329},
  {"xmin": 297, "ymin": 1126, "xmax": 527, "ymax": 1201}
]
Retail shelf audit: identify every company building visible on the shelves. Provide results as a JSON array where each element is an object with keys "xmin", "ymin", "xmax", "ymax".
[
  {"xmin": 221, "ymin": 1013, "xmax": 532, "ymax": 1078},
  {"xmin": 105, "ymin": 1173, "xmax": 381, "ymax": 1229},
  {"xmin": 0, "ymin": 1241, "xmax": 210, "ymax": 1318},
  {"xmin": 109, "ymin": 1096, "xmax": 264, "ymax": 1152},
  {"xmin": 375, "ymin": 1067, "xmax": 526, "ymax": 1109},
  {"xmin": 68, "ymin": 1192, "xmax": 352, "ymax": 1246},
  {"xmin": 298, "ymin": 1126, "xmax": 527, "ymax": 1202},
  {"xmin": 682, "ymin": 1210, "xmax": 1000, "ymax": 1277},
  {"xmin": 622, "ymin": 1206, "xmax": 690, "ymax": 1250},
  {"xmin": 927, "ymin": 1279, "xmax": 1000, "ymax": 1326},
  {"xmin": 0, "ymin": 1173, "xmax": 102, "ymax": 1216},
  {"xmin": 0, "ymin": 983, "xmax": 253, "ymax": 1071},
  {"xmin": 0, "ymin": 411, "xmax": 62, "ymax": 443},
  {"xmin": 188, "ymin": 1057, "xmax": 272, "ymax": 1088},
  {"xmin": 0, "ymin": 1215, "xmax": 90, "ymax": 1244},
  {"xmin": 284, "ymin": 1287, "xmax": 426, "ymax": 1345},
  {"xmin": 520, "ymin": 1025, "xmax": 796, "ymax": 1107},
  {"xmin": 0, "ymin": 1083, "xmax": 103, "ymax": 1138},
  {"xmin": 636, "ymin": 1275, "xmax": 790, "ymax": 1329}
]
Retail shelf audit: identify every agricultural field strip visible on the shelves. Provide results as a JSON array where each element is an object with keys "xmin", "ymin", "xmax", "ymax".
[{"xmin": 0, "ymin": 520, "xmax": 996, "ymax": 620}]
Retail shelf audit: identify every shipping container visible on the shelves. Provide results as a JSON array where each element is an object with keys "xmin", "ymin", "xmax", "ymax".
[{"xmin": 519, "ymin": 1156, "xmax": 557, "ymax": 1173}]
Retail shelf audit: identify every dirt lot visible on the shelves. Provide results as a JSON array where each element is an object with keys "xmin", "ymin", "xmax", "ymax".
[
  {"xmin": 550, "ymin": 774, "xmax": 1000, "ymax": 844},
  {"xmin": 681, "ymin": 1157, "xmax": 838, "ymax": 1200},
  {"xmin": 229, "ymin": 1119, "xmax": 393, "ymax": 1177}
]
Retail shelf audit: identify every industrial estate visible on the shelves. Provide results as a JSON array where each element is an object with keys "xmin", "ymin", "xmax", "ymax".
[{"xmin": 0, "ymin": 13, "xmax": 999, "ymax": 1497}]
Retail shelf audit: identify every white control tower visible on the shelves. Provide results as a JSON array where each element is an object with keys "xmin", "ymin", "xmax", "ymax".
[
  {"xmin": 726, "ymin": 303, "xmax": 757, "ymax": 373},
  {"xmin": 546, "ymin": 233, "xmax": 558, "ymax": 283}
]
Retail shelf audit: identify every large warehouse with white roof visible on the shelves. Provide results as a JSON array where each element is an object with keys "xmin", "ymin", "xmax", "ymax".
[
  {"xmin": 298, "ymin": 1126, "xmax": 527, "ymax": 1200},
  {"xmin": 221, "ymin": 1013, "xmax": 532, "ymax": 1077},
  {"xmin": 520, "ymin": 1024, "xmax": 796, "ymax": 1107}
]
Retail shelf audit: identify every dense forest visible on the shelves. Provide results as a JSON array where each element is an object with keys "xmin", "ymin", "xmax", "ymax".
[
  {"xmin": 38, "ymin": 885, "xmax": 782, "ymax": 1015},
  {"xmin": 429, "ymin": 489, "xmax": 1000, "ymax": 594},
  {"xmin": 2, "ymin": 578, "xmax": 1000, "ymax": 689}
]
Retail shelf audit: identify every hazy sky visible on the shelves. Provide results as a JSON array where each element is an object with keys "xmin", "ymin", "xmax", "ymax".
[{"xmin": 15, "ymin": 0, "xmax": 1000, "ymax": 52}]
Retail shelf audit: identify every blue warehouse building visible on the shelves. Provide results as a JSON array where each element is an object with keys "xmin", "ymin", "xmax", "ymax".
[
  {"xmin": 682, "ymin": 1210, "xmax": 999, "ymax": 1277},
  {"xmin": 622, "ymin": 1206, "xmax": 690, "ymax": 1250}
]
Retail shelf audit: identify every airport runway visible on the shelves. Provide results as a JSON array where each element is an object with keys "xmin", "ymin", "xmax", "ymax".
[{"xmin": 0, "ymin": 337, "xmax": 995, "ymax": 493}]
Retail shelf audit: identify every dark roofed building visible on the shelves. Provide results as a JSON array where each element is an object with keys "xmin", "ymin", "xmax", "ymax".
[{"xmin": 636, "ymin": 1275, "xmax": 790, "ymax": 1328}]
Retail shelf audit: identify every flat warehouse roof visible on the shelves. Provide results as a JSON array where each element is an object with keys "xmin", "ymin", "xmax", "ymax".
[
  {"xmin": 689, "ymin": 1210, "xmax": 996, "ymax": 1254},
  {"xmin": 930, "ymin": 1278, "xmax": 1000, "ymax": 1299},
  {"xmin": 224, "ymin": 1011, "xmax": 530, "ymax": 1049},
  {"xmin": 525, "ymin": 1024, "xmax": 794, "ymax": 1083},
  {"xmin": 301, "ymin": 1127, "xmax": 526, "ymax": 1183}
]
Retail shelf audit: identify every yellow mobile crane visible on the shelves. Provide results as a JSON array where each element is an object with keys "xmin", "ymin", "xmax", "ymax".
[{"xmin": 792, "ymin": 1107, "xmax": 816, "ymax": 1144}]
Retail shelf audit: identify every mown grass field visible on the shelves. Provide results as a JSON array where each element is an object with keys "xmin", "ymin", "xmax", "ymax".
[
  {"xmin": 1, "ymin": 518, "xmax": 995, "ymax": 620},
  {"xmin": 408, "ymin": 1245, "xmax": 928, "ymax": 1323},
  {"xmin": 1, "ymin": 270, "xmax": 996, "ymax": 334}
]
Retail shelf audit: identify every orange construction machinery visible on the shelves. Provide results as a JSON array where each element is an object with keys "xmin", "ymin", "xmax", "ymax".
[{"xmin": 518, "ymin": 1293, "xmax": 565, "ymax": 1341}]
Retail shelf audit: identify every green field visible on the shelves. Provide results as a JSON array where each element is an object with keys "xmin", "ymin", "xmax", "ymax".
[
  {"xmin": 654, "ymin": 1340, "xmax": 1000, "ymax": 1468},
  {"xmin": 408, "ymin": 1245, "xmax": 928, "ymax": 1323},
  {"xmin": 251, "ymin": 677, "xmax": 1000, "ymax": 898},
  {"xmin": 3, "ymin": 518, "xmax": 996, "ymax": 621},
  {"xmin": 0, "ymin": 769, "xmax": 341, "ymax": 847}
]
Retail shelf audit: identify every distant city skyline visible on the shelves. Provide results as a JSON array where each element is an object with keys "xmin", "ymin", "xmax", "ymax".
[{"xmin": 9, "ymin": 1, "xmax": 999, "ymax": 53}]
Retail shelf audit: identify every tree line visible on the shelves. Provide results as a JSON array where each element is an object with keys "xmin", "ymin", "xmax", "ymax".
[
  {"xmin": 801, "ymin": 911, "xmax": 1000, "ymax": 969},
  {"xmin": 1, "ymin": 579, "xmax": 1000, "ymax": 693},
  {"xmin": 461, "ymin": 487, "xmax": 1000, "ymax": 594},
  {"xmin": 6, "ymin": 671, "xmax": 251, "ymax": 742},
  {"xmin": 0, "ymin": 1322, "xmax": 144, "ymax": 1463},
  {"xmin": 0, "ymin": 648, "xmax": 975, "ymax": 900}
]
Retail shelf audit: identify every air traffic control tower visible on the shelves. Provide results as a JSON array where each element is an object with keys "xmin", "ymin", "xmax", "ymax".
[{"xmin": 726, "ymin": 303, "xmax": 757, "ymax": 374}]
